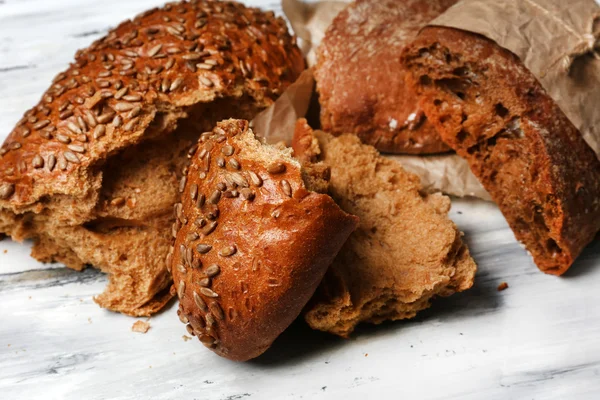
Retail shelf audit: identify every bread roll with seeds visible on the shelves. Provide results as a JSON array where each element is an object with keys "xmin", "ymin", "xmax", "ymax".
[
  {"xmin": 293, "ymin": 120, "xmax": 476, "ymax": 337},
  {"xmin": 315, "ymin": 0, "xmax": 456, "ymax": 154},
  {"xmin": 172, "ymin": 119, "xmax": 358, "ymax": 361},
  {"xmin": 0, "ymin": 0, "xmax": 304, "ymax": 316}
]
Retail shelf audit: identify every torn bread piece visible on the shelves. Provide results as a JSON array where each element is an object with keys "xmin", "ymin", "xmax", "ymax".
[
  {"xmin": 172, "ymin": 119, "xmax": 358, "ymax": 360},
  {"xmin": 294, "ymin": 119, "xmax": 476, "ymax": 337}
]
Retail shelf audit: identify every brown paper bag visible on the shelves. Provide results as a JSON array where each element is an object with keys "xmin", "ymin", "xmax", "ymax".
[{"xmin": 251, "ymin": 69, "xmax": 315, "ymax": 144}]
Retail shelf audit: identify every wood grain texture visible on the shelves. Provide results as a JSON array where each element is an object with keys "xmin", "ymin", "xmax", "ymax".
[{"xmin": 1, "ymin": 1, "xmax": 600, "ymax": 399}]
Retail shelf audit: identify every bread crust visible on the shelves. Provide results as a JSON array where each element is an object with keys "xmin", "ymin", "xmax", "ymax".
[
  {"xmin": 172, "ymin": 119, "xmax": 358, "ymax": 360},
  {"xmin": 0, "ymin": 0, "xmax": 304, "ymax": 315},
  {"xmin": 402, "ymin": 27, "xmax": 600, "ymax": 275},
  {"xmin": 315, "ymin": 0, "xmax": 456, "ymax": 154}
]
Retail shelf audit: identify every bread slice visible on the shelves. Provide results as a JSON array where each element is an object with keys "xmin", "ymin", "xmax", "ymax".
[
  {"xmin": 402, "ymin": 27, "xmax": 600, "ymax": 275},
  {"xmin": 0, "ymin": 1, "xmax": 304, "ymax": 315},
  {"xmin": 172, "ymin": 119, "xmax": 358, "ymax": 360},
  {"xmin": 315, "ymin": 0, "xmax": 457, "ymax": 154},
  {"xmin": 293, "ymin": 120, "xmax": 476, "ymax": 337}
]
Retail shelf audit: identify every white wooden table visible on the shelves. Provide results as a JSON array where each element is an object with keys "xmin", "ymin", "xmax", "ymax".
[{"xmin": 1, "ymin": 1, "xmax": 600, "ymax": 399}]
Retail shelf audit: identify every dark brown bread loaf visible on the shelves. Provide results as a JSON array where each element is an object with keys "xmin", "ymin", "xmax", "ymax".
[
  {"xmin": 293, "ymin": 119, "xmax": 476, "ymax": 337},
  {"xmin": 402, "ymin": 27, "xmax": 600, "ymax": 275},
  {"xmin": 0, "ymin": 0, "xmax": 304, "ymax": 315},
  {"xmin": 315, "ymin": 0, "xmax": 457, "ymax": 154},
  {"xmin": 171, "ymin": 119, "xmax": 357, "ymax": 360}
]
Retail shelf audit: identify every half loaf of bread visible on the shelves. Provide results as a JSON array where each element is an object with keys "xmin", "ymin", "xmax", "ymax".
[{"xmin": 401, "ymin": 27, "xmax": 600, "ymax": 275}]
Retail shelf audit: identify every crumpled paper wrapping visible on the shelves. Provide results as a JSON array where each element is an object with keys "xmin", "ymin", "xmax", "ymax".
[
  {"xmin": 251, "ymin": 69, "xmax": 315, "ymax": 144},
  {"xmin": 431, "ymin": 0, "xmax": 600, "ymax": 156},
  {"xmin": 278, "ymin": 0, "xmax": 600, "ymax": 201}
]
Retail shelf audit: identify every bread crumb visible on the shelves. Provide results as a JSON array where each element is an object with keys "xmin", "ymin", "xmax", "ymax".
[
  {"xmin": 182, "ymin": 335, "xmax": 192, "ymax": 342},
  {"xmin": 3, "ymin": 250, "xmax": 7, "ymax": 254},
  {"xmin": 132, "ymin": 320, "xmax": 151, "ymax": 333},
  {"xmin": 364, "ymin": 353, "xmax": 369, "ymax": 357},
  {"xmin": 497, "ymin": 282, "xmax": 509, "ymax": 291}
]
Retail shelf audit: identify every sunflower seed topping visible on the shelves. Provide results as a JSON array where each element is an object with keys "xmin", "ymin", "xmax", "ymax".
[
  {"xmin": 32, "ymin": 154, "xmax": 44, "ymax": 168},
  {"xmin": 228, "ymin": 158, "xmax": 240, "ymax": 170},
  {"xmin": 231, "ymin": 172, "xmax": 248, "ymax": 187},
  {"xmin": 196, "ymin": 244, "xmax": 212, "ymax": 254},
  {"xmin": 249, "ymin": 171, "xmax": 263, "ymax": 187},
  {"xmin": 205, "ymin": 264, "xmax": 220, "ymax": 277},
  {"xmin": 208, "ymin": 190, "xmax": 221, "ymax": 204},
  {"xmin": 221, "ymin": 145, "xmax": 234, "ymax": 156},
  {"xmin": 210, "ymin": 302, "xmax": 224, "ymax": 321},
  {"xmin": 178, "ymin": 311, "xmax": 188, "ymax": 324},
  {"xmin": 281, "ymin": 180, "xmax": 292, "ymax": 197},
  {"xmin": 240, "ymin": 188, "xmax": 255, "ymax": 201},
  {"xmin": 199, "ymin": 76, "xmax": 213, "ymax": 87},
  {"xmin": 186, "ymin": 232, "xmax": 199, "ymax": 242},
  {"xmin": 193, "ymin": 292, "xmax": 208, "ymax": 312},
  {"xmin": 267, "ymin": 162, "xmax": 286, "ymax": 174},
  {"xmin": 112, "ymin": 115, "xmax": 122, "ymax": 128},
  {"xmin": 63, "ymin": 151, "xmax": 80, "ymax": 163},
  {"xmin": 199, "ymin": 277, "xmax": 211, "ymax": 287},
  {"xmin": 177, "ymin": 264, "xmax": 187, "ymax": 274},
  {"xmin": 93, "ymin": 125, "xmax": 106, "ymax": 139},
  {"xmin": 147, "ymin": 44, "xmax": 163, "ymax": 57},
  {"xmin": 196, "ymin": 193, "xmax": 205, "ymax": 208},
  {"xmin": 47, "ymin": 154, "xmax": 56, "ymax": 171},
  {"xmin": 203, "ymin": 221, "xmax": 217, "ymax": 235},
  {"xmin": 199, "ymin": 334, "xmax": 215, "ymax": 347},
  {"xmin": 200, "ymin": 287, "xmax": 218, "ymax": 298},
  {"xmin": 56, "ymin": 133, "xmax": 71, "ymax": 144},
  {"xmin": 185, "ymin": 324, "xmax": 195, "ymax": 336},
  {"xmin": 0, "ymin": 183, "xmax": 15, "ymax": 200},
  {"xmin": 170, "ymin": 77, "xmax": 184, "ymax": 91},
  {"xmin": 57, "ymin": 155, "xmax": 67, "ymax": 170},
  {"xmin": 123, "ymin": 118, "xmax": 138, "ymax": 132},
  {"xmin": 33, "ymin": 120, "xmax": 51, "ymax": 130},
  {"xmin": 219, "ymin": 245, "xmax": 236, "ymax": 257},
  {"xmin": 177, "ymin": 280, "xmax": 186, "ymax": 299},
  {"xmin": 67, "ymin": 144, "xmax": 86, "ymax": 153}
]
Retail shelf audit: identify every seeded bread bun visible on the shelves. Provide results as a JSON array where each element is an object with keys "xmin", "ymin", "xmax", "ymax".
[
  {"xmin": 0, "ymin": 0, "xmax": 304, "ymax": 315},
  {"xmin": 401, "ymin": 27, "xmax": 600, "ymax": 275},
  {"xmin": 293, "ymin": 119, "xmax": 476, "ymax": 337},
  {"xmin": 315, "ymin": 0, "xmax": 456, "ymax": 154},
  {"xmin": 171, "ymin": 119, "xmax": 358, "ymax": 361}
]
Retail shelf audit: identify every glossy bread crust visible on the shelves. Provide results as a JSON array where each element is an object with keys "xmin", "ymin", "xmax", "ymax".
[{"xmin": 171, "ymin": 119, "xmax": 358, "ymax": 360}]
